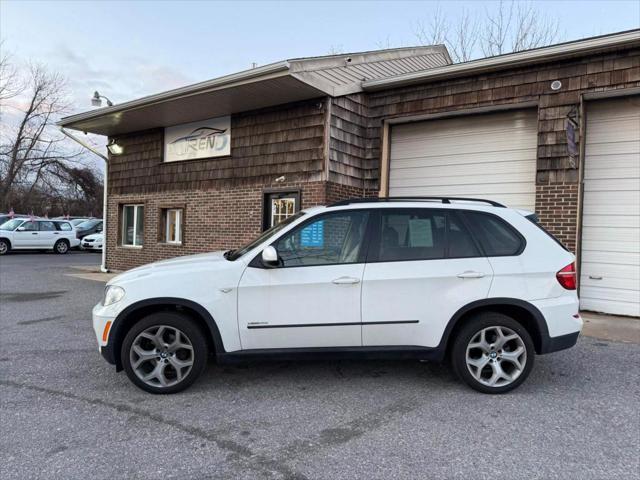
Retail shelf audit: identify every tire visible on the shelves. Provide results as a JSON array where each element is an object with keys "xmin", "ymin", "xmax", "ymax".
[
  {"xmin": 121, "ymin": 312, "xmax": 208, "ymax": 394},
  {"xmin": 451, "ymin": 312, "xmax": 535, "ymax": 394},
  {"xmin": 0, "ymin": 239, "xmax": 9, "ymax": 255},
  {"xmin": 54, "ymin": 239, "xmax": 69, "ymax": 254}
]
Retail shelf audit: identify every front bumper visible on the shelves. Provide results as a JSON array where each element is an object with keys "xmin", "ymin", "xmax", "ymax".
[{"xmin": 92, "ymin": 302, "xmax": 119, "ymax": 367}]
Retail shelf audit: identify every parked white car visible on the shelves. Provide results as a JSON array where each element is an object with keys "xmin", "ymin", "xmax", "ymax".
[
  {"xmin": 92, "ymin": 197, "xmax": 582, "ymax": 394},
  {"xmin": 0, "ymin": 218, "xmax": 80, "ymax": 254},
  {"xmin": 81, "ymin": 232, "xmax": 104, "ymax": 251}
]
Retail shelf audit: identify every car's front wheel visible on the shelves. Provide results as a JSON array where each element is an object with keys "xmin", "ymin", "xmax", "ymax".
[
  {"xmin": 121, "ymin": 312, "xmax": 208, "ymax": 394},
  {"xmin": 451, "ymin": 312, "xmax": 534, "ymax": 394}
]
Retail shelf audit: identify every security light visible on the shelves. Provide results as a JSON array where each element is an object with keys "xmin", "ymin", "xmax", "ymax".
[
  {"xmin": 107, "ymin": 140, "xmax": 124, "ymax": 156},
  {"xmin": 91, "ymin": 91, "xmax": 114, "ymax": 107}
]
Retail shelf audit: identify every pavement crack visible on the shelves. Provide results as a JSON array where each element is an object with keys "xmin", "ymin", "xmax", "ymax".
[
  {"xmin": 0, "ymin": 379, "xmax": 306, "ymax": 479},
  {"xmin": 17, "ymin": 315, "xmax": 65, "ymax": 326},
  {"xmin": 0, "ymin": 291, "xmax": 67, "ymax": 302}
]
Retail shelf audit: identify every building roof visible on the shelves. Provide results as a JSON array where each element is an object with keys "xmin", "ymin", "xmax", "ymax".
[
  {"xmin": 58, "ymin": 46, "xmax": 450, "ymax": 136},
  {"xmin": 363, "ymin": 29, "xmax": 640, "ymax": 90}
]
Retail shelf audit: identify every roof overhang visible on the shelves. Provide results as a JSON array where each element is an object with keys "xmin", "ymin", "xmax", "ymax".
[
  {"xmin": 363, "ymin": 29, "xmax": 640, "ymax": 91},
  {"xmin": 58, "ymin": 61, "xmax": 327, "ymax": 136}
]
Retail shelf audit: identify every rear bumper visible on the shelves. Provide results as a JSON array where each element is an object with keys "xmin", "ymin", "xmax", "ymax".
[{"xmin": 539, "ymin": 331, "xmax": 580, "ymax": 354}]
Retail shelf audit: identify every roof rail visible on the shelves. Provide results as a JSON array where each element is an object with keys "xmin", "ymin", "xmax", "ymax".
[{"xmin": 329, "ymin": 196, "xmax": 507, "ymax": 208}]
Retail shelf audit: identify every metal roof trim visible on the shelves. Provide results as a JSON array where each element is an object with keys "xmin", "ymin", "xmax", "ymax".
[
  {"xmin": 362, "ymin": 30, "xmax": 640, "ymax": 91},
  {"xmin": 58, "ymin": 61, "xmax": 291, "ymax": 127}
]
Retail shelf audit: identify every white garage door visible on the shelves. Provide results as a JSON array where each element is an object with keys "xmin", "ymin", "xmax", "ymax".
[
  {"xmin": 580, "ymin": 96, "xmax": 640, "ymax": 317},
  {"xmin": 389, "ymin": 109, "xmax": 538, "ymax": 210}
]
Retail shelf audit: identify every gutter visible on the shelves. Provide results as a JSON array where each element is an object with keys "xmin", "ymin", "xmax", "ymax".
[
  {"xmin": 60, "ymin": 127, "xmax": 109, "ymax": 273},
  {"xmin": 57, "ymin": 61, "xmax": 290, "ymax": 129},
  {"xmin": 363, "ymin": 29, "xmax": 640, "ymax": 91}
]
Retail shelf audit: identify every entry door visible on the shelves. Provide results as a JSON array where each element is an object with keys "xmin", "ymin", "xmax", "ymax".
[
  {"xmin": 238, "ymin": 210, "xmax": 371, "ymax": 350},
  {"xmin": 580, "ymin": 96, "xmax": 640, "ymax": 316},
  {"xmin": 362, "ymin": 209, "xmax": 493, "ymax": 347},
  {"xmin": 13, "ymin": 221, "xmax": 40, "ymax": 247}
]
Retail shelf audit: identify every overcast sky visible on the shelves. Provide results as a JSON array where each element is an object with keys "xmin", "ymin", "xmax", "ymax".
[{"xmin": 1, "ymin": 0, "xmax": 638, "ymax": 157}]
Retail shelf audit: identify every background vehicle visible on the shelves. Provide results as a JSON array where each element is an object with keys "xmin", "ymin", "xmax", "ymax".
[
  {"xmin": 69, "ymin": 218, "xmax": 90, "ymax": 227},
  {"xmin": 75, "ymin": 219, "xmax": 103, "ymax": 239},
  {"xmin": 0, "ymin": 214, "xmax": 29, "ymax": 225},
  {"xmin": 81, "ymin": 232, "xmax": 103, "ymax": 251},
  {"xmin": 92, "ymin": 197, "xmax": 582, "ymax": 395},
  {"xmin": 0, "ymin": 218, "xmax": 80, "ymax": 254}
]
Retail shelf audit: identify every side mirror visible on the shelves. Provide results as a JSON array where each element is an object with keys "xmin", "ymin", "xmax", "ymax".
[
  {"xmin": 17, "ymin": 227, "xmax": 25, "ymax": 232},
  {"xmin": 261, "ymin": 246, "xmax": 279, "ymax": 267}
]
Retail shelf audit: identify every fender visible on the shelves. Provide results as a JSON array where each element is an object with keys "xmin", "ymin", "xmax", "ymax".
[
  {"xmin": 103, "ymin": 297, "xmax": 225, "ymax": 370},
  {"xmin": 436, "ymin": 297, "xmax": 551, "ymax": 357}
]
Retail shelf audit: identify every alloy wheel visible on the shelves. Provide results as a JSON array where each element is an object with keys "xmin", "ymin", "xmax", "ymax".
[
  {"xmin": 130, "ymin": 325, "xmax": 195, "ymax": 388},
  {"xmin": 465, "ymin": 325, "xmax": 527, "ymax": 388},
  {"xmin": 56, "ymin": 241, "xmax": 68, "ymax": 253}
]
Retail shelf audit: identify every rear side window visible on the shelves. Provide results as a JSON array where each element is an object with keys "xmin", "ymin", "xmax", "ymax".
[
  {"xmin": 55, "ymin": 222, "xmax": 72, "ymax": 231},
  {"xmin": 375, "ymin": 209, "xmax": 480, "ymax": 262},
  {"xmin": 39, "ymin": 221, "xmax": 56, "ymax": 231},
  {"xmin": 463, "ymin": 211, "xmax": 524, "ymax": 256}
]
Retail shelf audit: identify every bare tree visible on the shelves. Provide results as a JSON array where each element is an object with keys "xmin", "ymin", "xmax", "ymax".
[
  {"xmin": 0, "ymin": 61, "xmax": 99, "ymax": 213},
  {"xmin": 0, "ymin": 40, "xmax": 22, "ymax": 103},
  {"xmin": 416, "ymin": 1, "xmax": 560, "ymax": 62}
]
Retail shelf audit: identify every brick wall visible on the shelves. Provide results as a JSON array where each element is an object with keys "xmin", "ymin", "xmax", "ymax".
[
  {"xmin": 105, "ymin": 180, "xmax": 369, "ymax": 270},
  {"xmin": 535, "ymin": 183, "xmax": 579, "ymax": 252}
]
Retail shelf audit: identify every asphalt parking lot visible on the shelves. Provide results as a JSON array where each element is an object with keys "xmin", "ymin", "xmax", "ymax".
[{"xmin": 1, "ymin": 253, "xmax": 639, "ymax": 480}]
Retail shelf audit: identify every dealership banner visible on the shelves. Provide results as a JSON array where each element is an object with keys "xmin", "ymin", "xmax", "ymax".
[{"xmin": 164, "ymin": 116, "xmax": 231, "ymax": 162}]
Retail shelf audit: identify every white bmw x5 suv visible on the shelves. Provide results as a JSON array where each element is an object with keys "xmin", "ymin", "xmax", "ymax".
[{"xmin": 93, "ymin": 197, "xmax": 582, "ymax": 394}]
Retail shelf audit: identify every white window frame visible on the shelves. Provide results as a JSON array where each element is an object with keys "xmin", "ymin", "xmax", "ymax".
[
  {"xmin": 270, "ymin": 197, "xmax": 297, "ymax": 228},
  {"xmin": 165, "ymin": 208, "xmax": 183, "ymax": 244},
  {"xmin": 121, "ymin": 204, "xmax": 144, "ymax": 247}
]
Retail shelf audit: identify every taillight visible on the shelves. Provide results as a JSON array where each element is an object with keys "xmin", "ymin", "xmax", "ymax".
[{"xmin": 557, "ymin": 262, "xmax": 577, "ymax": 290}]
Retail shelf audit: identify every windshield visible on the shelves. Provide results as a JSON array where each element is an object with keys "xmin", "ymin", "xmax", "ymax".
[
  {"xmin": 0, "ymin": 219, "xmax": 24, "ymax": 231},
  {"xmin": 226, "ymin": 212, "xmax": 305, "ymax": 261},
  {"xmin": 76, "ymin": 219, "xmax": 100, "ymax": 229},
  {"xmin": 70, "ymin": 219, "xmax": 87, "ymax": 226}
]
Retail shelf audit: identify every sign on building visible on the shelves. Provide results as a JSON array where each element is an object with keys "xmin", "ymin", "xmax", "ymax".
[{"xmin": 164, "ymin": 116, "xmax": 230, "ymax": 162}]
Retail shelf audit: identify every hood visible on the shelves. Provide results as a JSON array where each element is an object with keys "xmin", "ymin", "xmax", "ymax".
[
  {"xmin": 108, "ymin": 250, "xmax": 228, "ymax": 285},
  {"xmin": 84, "ymin": 233, "xmax": 104, "ymax": 241}
]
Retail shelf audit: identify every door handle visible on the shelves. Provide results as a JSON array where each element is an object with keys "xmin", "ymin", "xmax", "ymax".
[
  {"xmin": 589, "ymin": 275, "xmax": 603, "ymax": 280},
  {"xmin": 457, "ymin": 271, "xmax": 485, "ymax": 279},
  {"xmin": 31, "ymin": 232, "xmax": 38, "ymax": 235},
  {"xmin": 332, "ymin": 276, "xmax": 360, "ymax": 285}
]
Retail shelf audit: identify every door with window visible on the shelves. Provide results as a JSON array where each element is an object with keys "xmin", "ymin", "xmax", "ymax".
[
  {"xmin": 263, "ymin": 191, "xmax": 299, "ymax": 230},
  {"xmin": 14, "ymin": 220, "xmax": 40, "ymax": 247},
  {"xmin": 361, "ymin": 208, "xmax": 493, "ymax": 347},
  {"xmin": 38, "ymin": 221, "xmax": 59, "ymax": 247},
  {"xmin": 238, "ymin": 210, "xmax": 371, "ymax": 350}
]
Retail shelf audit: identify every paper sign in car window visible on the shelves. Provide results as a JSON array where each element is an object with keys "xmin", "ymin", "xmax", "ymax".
[
  {"xmin": 408, "ymin": 218, "xmax": 433, "ymax": 247},
  {"xmin": 300, "ymin": 220, "xmax": 324, "ymax": 247}
]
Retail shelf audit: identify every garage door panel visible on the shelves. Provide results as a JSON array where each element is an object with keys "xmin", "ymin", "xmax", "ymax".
[
  {"xmin": 581, "ymin": 240, "xmax": 639, "ymax": 254},
  {"xmin": 580, "ymin": 298, "xmax": 640, "ymax": 317},
  {"xmin": 389, "ymin": 109, "xmax": 537, "ymax": 211},
  {"xmin": 581, "ymin": 227, "xmax": 640, "ymax": 243},
  {"xmin": 391, "ymin": 150, "xmax": 536, "ymax": 168},
  {"xmin": 391, "ymin": 172, "xmax": 536, "ymax": 188},
  {"xmin": 581, "ymin": 214, "xmax": 640, "ymax": 229},
  {"xmin": 583, "ymin": 179, "xmax": 640, "ymax": 193},
  {"xmin": 581, "ymin": 96, "xmax": 640, "ymax": 316},
  {"xmin": 580, "ymin": 250, "xmax": 640, "ymax": 266},
  {"xmin": 580, "ymin": 261, "xmax": 640, "ymax": 280}
]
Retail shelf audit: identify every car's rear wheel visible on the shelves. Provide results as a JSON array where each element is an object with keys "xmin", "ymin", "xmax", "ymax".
[
  {"xmin": 121, "ymin": 312, "xmax": 208, "ymax": 394},
  {"xmin": 54, "ymin": 239, "xmax": 69, "ymax": 254},
  {"xmin": 0, "ymin": 239, "xmax": 9, "ymax": 255},
  {"xmin": 451, "ymin": 312, "xmax": 534, "ymax": 394}
]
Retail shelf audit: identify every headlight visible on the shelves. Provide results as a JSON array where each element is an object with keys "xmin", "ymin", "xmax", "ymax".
[{"xmin": 103, "ymin": 285, "xmax": 125, "ymax": 306}]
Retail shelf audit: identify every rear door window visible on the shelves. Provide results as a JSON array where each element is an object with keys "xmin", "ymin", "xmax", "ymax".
[
  {"xmin": 462, "ymin": 211, "xmax": 524, "ymax": 256},
  {"xmin": 39, "ymin": 221, "xmax": 57, "ymax": 231}
]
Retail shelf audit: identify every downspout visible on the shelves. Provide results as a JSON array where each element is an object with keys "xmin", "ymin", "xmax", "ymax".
[{"xmin": 59, "ymin": 127, "xmax": 110, "ymax": 273}]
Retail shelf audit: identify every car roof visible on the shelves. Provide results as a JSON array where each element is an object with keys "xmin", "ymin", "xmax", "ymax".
[{"xmin": 303, "ymin": 199, "xmax": 520, "ymax": 216}]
